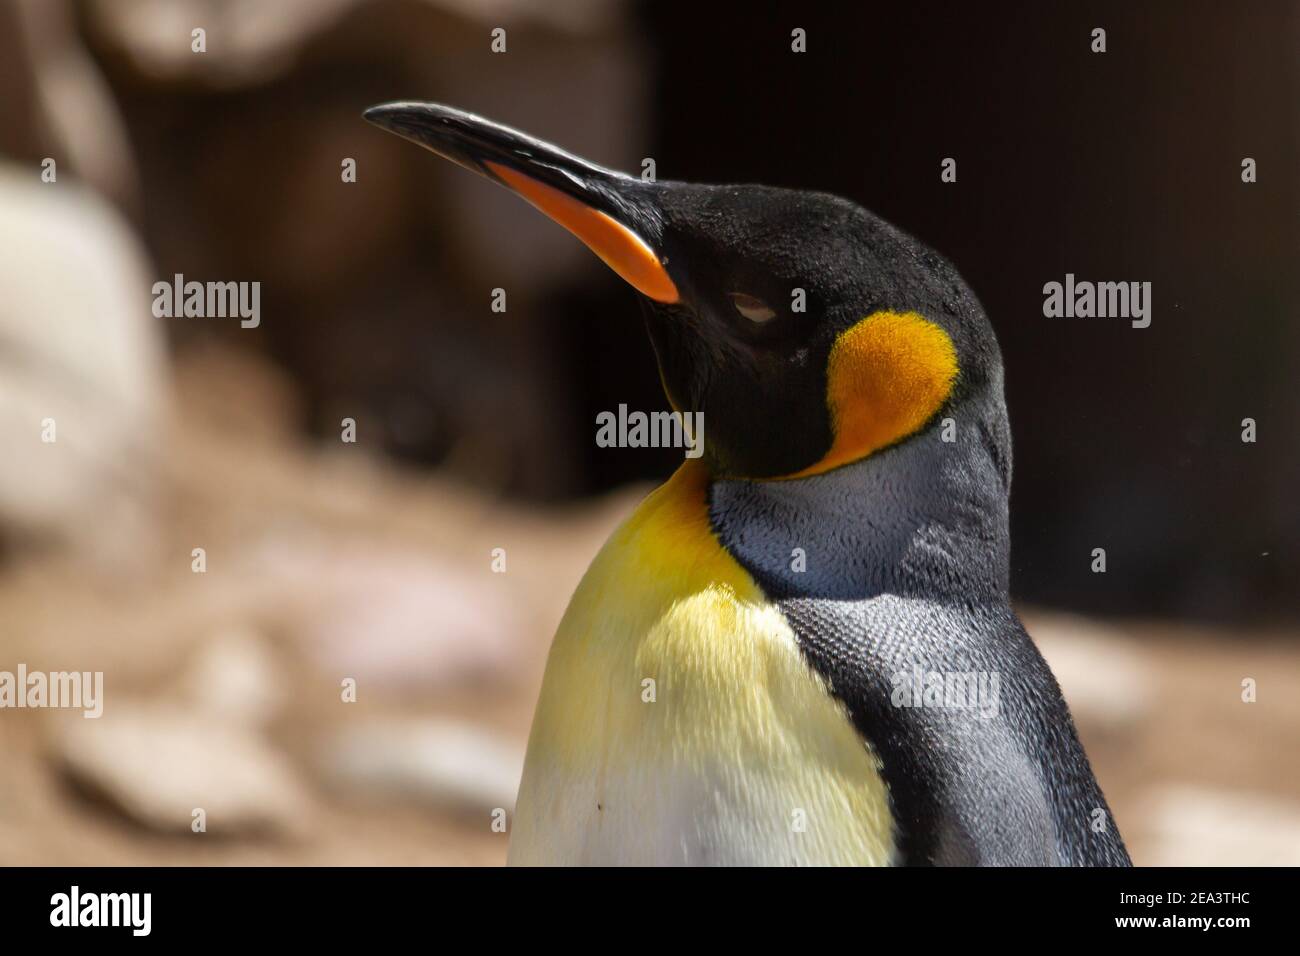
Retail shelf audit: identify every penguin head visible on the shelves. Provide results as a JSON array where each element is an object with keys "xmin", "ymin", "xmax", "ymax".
[{"xmin": 365, "ymin": 103, "xmax": 1004, "ymax": 479}]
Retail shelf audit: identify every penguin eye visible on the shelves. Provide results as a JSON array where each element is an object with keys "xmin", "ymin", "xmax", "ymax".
[{"xmin": 728, "ymin": 292, "xmax": 777, "ymax": 324}]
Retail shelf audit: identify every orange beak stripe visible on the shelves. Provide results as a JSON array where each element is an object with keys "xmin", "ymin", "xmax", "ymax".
[{"xmin": 486, "ymin": 161, "xmax": 679, "ymax": 304}]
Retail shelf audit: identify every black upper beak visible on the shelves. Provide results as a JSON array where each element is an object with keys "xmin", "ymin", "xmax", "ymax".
[
  {"xmin": 363, "ymin": 102, "xmax": 679, "ymax": 303},
  {"xmin": 363, "ymin": 102, "xmax": 622, "ymax": 209}
]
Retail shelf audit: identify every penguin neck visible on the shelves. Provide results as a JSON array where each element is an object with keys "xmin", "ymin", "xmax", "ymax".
[{"xmin": 707, "ymin": 403, "xmax": 1012, "ymax": 607}]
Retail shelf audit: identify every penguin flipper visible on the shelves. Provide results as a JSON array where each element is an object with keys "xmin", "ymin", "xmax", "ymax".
[{"xmin": 779, "ymin": 598, "xmax": 1131, "ymax": 866}]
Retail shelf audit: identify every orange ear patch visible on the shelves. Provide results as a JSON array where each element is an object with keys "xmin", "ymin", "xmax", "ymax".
[{"xmin": 786, "ymin": 311, "xmax": 958, "ymax": 478}]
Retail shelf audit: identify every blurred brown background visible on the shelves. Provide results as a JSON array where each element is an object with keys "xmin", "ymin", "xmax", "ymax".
[{"xmin": 0, "ymin": 0, "xmax": 1297, "ymax": 865}]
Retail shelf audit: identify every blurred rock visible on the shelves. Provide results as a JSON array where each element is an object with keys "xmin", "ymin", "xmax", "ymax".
[
  {"xmin": 86, "ymin": 0, "xmax": 356, "ymax": 87},
  {"xmin": 1023, "ymin": 609, "xmax": 1155, "ymax": 731},
  {"xmin": 1137, "ymin": 785, "xmax": 1300, "ymax": 866},
  {"xmin": 0, "ymin": 164, "xmax": 166, "ymax": 567},
  {"xmin": 321, "ymin": 717, "xmax": 523, "ymax": 814},
  {"xmin": 86, "ymin": 0, "xmax": 622, "ymax": 87},
  {"xmin": 267, "ymin": 545, "xmax": 527, "ymax": 691},
  {"xmin": 180, "ymin": 630, "xmax": 282, "ymax": 729},
  {"xmin": 0, "ymin": 0, "xmax": 140, "ymax": 210},
  {"xmin": 56, "ymin": 702, "xmax": 310, "ymax": 836}
]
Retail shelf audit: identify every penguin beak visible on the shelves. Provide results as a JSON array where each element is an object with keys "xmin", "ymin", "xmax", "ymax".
[{"xmin": 364, "ymin": 101, "xmax": 679, "ymax": 304}]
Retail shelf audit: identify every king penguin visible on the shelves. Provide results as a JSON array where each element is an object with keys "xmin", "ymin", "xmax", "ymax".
[{"xmin": 364, "ymin": 102, "xmax": 1132, "ymax": 867}]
